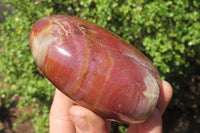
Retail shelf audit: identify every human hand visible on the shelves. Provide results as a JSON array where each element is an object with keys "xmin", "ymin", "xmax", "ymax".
[{"xmin": 49, "ymin": 80, "xmax": 173, "ymax": 133}]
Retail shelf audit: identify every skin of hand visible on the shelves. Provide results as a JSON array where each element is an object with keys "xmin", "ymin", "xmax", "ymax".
[{"xmin": 49, "ymin": 80, "xmax": 173, "ymax": 133}]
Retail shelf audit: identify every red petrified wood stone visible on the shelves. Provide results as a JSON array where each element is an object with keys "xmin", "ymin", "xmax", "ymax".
[{"xmin": 30, "ymin": 15, "xmax": 161, "ymax": 124}]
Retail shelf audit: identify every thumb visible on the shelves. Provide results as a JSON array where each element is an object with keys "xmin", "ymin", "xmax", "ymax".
[{"xmin": 69, "ymin": 105, "xmax": 110, "ymax": 133}]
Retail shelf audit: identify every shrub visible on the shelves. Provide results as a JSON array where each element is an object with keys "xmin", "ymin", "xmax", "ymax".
[
  {"xmin": 0, "ymin": 1, "xmax": 55, "ymax": 132},
  {"xmin": 0, "ymin": 0, "xmax": 199, "ymax": 132}
]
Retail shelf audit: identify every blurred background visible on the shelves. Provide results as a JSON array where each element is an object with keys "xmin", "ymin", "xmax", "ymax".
[{"xmin": 0, "ymin": 0, "xmax": 199, "ymax": 133}]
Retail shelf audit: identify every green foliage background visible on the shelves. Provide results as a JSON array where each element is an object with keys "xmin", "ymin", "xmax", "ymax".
[{"xmin": 0, "ymin": 0, "xmax": 199, "ymax": 132}]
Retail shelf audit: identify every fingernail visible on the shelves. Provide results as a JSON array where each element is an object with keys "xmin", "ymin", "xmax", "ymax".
[{"xmin": 70, "ymin": 115, "xmax": 89, "ymax": 132}]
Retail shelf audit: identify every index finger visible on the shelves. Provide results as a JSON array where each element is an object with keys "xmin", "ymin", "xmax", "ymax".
[
  {"xmin": 49, "ymin": 89, "xmax": 75, "ymax": 133},
  {"xmin": 156, "ymin": 80, "xmax": 173, "ymax": 115}
]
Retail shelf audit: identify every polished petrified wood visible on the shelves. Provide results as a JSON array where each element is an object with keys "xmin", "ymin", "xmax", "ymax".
[{"xmin": 30, "ymin": 15, "xmax": 161, "ymax": 124}]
